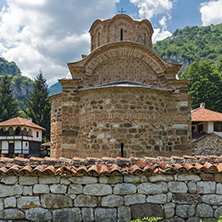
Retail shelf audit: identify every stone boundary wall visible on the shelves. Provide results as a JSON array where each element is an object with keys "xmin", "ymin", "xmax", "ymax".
[{"xmin": 0, "ymin": 173, "xmax": 222, "ymax": 221}]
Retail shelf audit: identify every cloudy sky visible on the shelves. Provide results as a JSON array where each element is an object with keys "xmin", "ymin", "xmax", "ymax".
[{"xmin": 0, "ymin": 0, "xmax": 222, "ymax": 86}]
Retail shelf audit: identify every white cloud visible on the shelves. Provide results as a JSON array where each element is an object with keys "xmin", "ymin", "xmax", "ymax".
[
  {"xmin": 0, "ymin": 0, "xmax": 117, "ymax": 85},
  {"xmin": 129, "ymin": 0, "xmax": 174, "ymax": 44},
  {"xmin": 152, "ymin": 28, "xmax": 171, "ymax": 43},
  {"xmin": 129, "ymin": 0, "xmax": 173, "ymax": 19},
  {"xmin": 200, "ymin": 0, "xmax": 222, "ymax": 26}
]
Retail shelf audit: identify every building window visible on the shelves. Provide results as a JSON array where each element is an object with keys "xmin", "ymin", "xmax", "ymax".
[
  {"xmin": 98, "ymin": 32, "xmax": 100, "ymax": 47},
  {"xmin": 120, "ymin": 29, "xmax": 123, "ymax": 41},
  {"xmin": 198, "ymin": 124, "xmax": 203, "ymax": 132},
  {"xmin": 15, "ymin": 127, "xmax": 21, "ymax": 135},
  {"xmin": 26, "ymin": 142, "xmax": 28, "ymax": 146},
  {"xmin": 214, "ymin": 122, "xmax": 222, "ymax": 132},
  {"xmin": 144, "ymin": 33, "xmax": 146, "ymax": 44},
  {"xmin": 36, "ymin": 131, "xmax": 39, "ymax": 138}
]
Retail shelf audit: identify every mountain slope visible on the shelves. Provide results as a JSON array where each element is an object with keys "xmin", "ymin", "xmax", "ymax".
[
  {"xmin": 0, "ymin": 58, "xmax": 34, "ymax": 108},
  {"xmin": 153, "ymin": 23, "xmax": 222, "ymax": 71},
  {"xmin": 49, "ymin": 81, "xmax": 62, "ymax": 96}
]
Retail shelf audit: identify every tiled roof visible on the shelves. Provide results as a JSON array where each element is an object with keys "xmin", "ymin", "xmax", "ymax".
[
  {"xmin": 0, "ymin": 155, "xmax": 222, "ymax": 176},
  {"xmin": 192, "ymin": 107, "xmax": 222, "ymax": 122},
  {"xmin": 0, "ymin": 117, "xmax": 45, "ymax": 131}
]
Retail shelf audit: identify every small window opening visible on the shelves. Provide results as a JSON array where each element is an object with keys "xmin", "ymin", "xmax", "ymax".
[
  {"xmin": 144, "ymin": 33, "xmax": 146, "ymax": 44},
  {"xmin": 120, "ymin": 29, "xmax": 123, "ymax": 41},
  {"xmin": 121, "ymin": 143, "xmax": 124, "ymax": 157},
  {"xmin": 36, "ymin": 131, "xmax": 39, "ymax": 138},
  {"xmin": 98, "ymin": 32, "xmax": 100, "ymax": 47}
]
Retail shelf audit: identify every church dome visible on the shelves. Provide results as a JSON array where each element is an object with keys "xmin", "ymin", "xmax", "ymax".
[{"xmin": 89, "ymin": 14, "xmax": 153, "ymax": 51}]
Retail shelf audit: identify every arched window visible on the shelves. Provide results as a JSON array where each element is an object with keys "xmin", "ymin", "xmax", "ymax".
[
  {"xmin": 8, "ymin": 127, "xmax": 15, "ymax": 136},
  {"xmin": 23, "ymin": 128, "xmax": 28, "ymax": 136},
  {"xmin": 28, "ymin": 129, "xmax": 32, "ymax": 136},
  {"xmin": 15, "ymin": 127, "xmax": 21, "ymax": 135},
  {"xmin": 144, "ymin": 33, "xmax": 146, "ymax": 44},
  {"xmin": 120, "ymin": 29, "xmax": 123, "ymax": 41},
  {"xmin": 0, "ymin": 128, "xmax": 4, "ymax": 136},
  {"xmin": 98, "ymin": 32, "xmax": 101, "ymax": 47}
]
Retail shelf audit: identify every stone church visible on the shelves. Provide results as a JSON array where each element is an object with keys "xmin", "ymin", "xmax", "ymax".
[{"xmin": 50, "ymin": 14, "xmax": 192, "ymax": 159}]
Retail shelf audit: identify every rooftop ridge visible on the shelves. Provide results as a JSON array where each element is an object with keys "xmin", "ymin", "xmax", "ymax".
[
  {"xmin": 17, "ymin": 117, "xmax": 25, "ymax": 125},
  {"xmin": 0, "ymin": 155, "xmax": 221, "ymax": 176}
]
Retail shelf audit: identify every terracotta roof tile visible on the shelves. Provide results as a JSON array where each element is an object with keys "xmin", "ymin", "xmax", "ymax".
[
  {"xmin": 77, "ymin": 165, "xmax": 88, "ymax": 175},
  {"xmin": 33, "ymin": 165, "xmax": 44, "ymax": 175},
  {"xmin": 217, "ymin": 163, "xmax": 222, "ymax": 172},
  {"xmin": 195, "ymin": 162, "xmax": 206, "ymax": 172},
  {"xmin": 192, "ymin": 107, "xmax": 222, "ymax": 122},
  {"xmin": 99, "ymin": 164, "xmax": 109, "ymax": 175},
  {"xmin": 0, "ymin": 155, "xmax": 222, "ymax": 176},
  {"xmin": 141, "ymin": 164, "xmax": 152, "ymax": 174},
  {"xmin": 0, "ymin": 166, "xmax": 8, "ymax": 174},
  {"xmin": 129, "ymin": 165, "xmax": 142, "ymax": 174},
  {"xmin": 19, "ymin": 165, "xmax": 32, "ymax": 174},
  {"xmin": 0, "ymin": 117, "xmax": 45, "ymax": 130},
  {"xmin": 43, "ymin": 165, "xmax": 55, "ymax": 175},
  {"xmin": 110, "ymin": 164, "xmax": 122, "ymax": 175},
  {"xmin": 88, "ymin": 164, "xmax": 99, "ymax": 176}
]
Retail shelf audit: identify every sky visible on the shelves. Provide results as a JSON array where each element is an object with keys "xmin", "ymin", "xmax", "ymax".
[{"xmin": 0, "ymin": 0, "xmax": 222, "ymax": 86}]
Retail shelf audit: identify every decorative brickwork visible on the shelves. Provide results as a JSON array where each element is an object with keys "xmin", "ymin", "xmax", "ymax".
[
  {"xmin": 50, "ymin": 14, "xmax": 192, "ymax": 159},
  {"xmin": 89, "ymin": 14, "xmax": 153, "ymax": 51}
]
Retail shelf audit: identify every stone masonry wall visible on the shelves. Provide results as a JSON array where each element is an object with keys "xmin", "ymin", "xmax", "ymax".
[
  {"xmin": 1, "ymin": 173, "xmax": 222, "ymax": 221},
  {"xmin": 57, "ymin": 85, "xmax": 192, "ymax": 159},
  {"xmin": 192, "ymin": 134, "xmax": 222, "ymax": 156},
  {"xmin": 50, "ymin": 94, "xmax": 62, "ymax": 158}
]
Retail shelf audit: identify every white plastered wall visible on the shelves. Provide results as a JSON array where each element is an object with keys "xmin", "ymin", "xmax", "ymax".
[
  {"xmin": 23, "ymin": 141, "xmax": 29, "ymax": 154},
  {"xmin": 2, "ymin": 141, "xmax": 8, "ymax": 154},
  {"xmin": 15, "ymin": 141, "xmax": 21, "ymax": 154}
]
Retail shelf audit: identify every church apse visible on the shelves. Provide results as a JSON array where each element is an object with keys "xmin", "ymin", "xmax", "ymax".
[{"xmin": 50, "ymin": 14, "xmax": 192, "ymax": 159}]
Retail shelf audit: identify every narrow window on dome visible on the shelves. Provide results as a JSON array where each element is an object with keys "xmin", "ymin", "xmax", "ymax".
[
  {"xmin": 98, "ymin": 32, "xmax": 100, "ymax": 47},
  {"xmin": 144, "ymin": 33, "xmax": 146, "ymax": 44},
  {"xmin": 120, "ymin": 29, "xmax": 123, "ymax": 41}
]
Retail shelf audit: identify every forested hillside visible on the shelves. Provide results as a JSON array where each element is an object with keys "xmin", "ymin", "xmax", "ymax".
[
  {"xmin": 0, "ymin": 58, "xmax": 33, "ymax": 108},
  {"xmin": 153, "ymin": 23, "xmax": 222, "ymax": 71}
]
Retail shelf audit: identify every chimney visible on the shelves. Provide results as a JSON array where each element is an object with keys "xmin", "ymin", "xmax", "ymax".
[
  {"xmin": 28, "ymin": 117, "xmax": 32, "ymax": 124},
  {"xmin": 200, "ymin": 103, "xmax": 205, "ymax": 108}
]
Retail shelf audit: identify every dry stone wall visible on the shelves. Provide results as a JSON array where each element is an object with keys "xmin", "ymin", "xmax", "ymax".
[
  {"xmin": 50, "ymin": 94, "xmax": 62, "ymax": 158},
  {"xmin": 192, "ymin": 134, "xmax": 222, "ymax": 156},
  {"xmin": 0, "ymin": 173, "xmax": 222, "ymax": 221}
]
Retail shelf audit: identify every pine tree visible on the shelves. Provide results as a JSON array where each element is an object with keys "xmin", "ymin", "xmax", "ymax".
[
  {"xmin": 25, "ymin": 71, "xmax": 51, "ymax": 142},
  {"xmin": 0, "ymin": 74, "xmax": 19, "ymax": 121}
]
